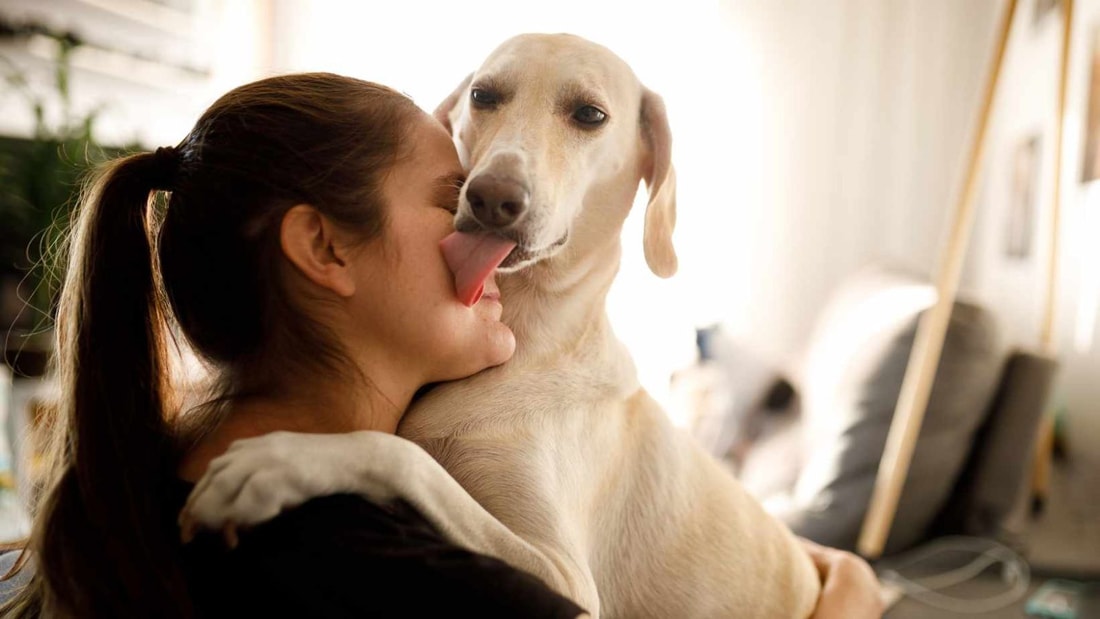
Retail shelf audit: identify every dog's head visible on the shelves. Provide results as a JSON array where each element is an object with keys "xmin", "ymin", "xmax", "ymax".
[{"xmin": 435, "ymin": 33, "xmax": 677, "ymax": 278}]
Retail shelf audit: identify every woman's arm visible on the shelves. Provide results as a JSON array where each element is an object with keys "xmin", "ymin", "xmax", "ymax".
[
  {"xmin": 181, "ymin": 431, "xmax": 571, "ymax": 595},
  {"xmin": 181, "ymin": 488, "xmax": 586, "ymax": 618},
  {"xmin": 801, "ymin": 539, "xmax": 885, "ymax": 619}
]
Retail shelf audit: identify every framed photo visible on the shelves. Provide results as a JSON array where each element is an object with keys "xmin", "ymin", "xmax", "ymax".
[
  {"xmin": 1005, "ymin": 134, "xmax": 1041, "ymax": 260},
  {"xmin": 1034, "ymin": 0, "xmax": 1062, "ymax": 27},
  {"xmin": 1082, "ymin": 26, "xmax": 1100, "ymax": 182}
]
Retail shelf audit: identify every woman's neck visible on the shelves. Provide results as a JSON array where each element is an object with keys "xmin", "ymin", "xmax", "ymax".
[{"xmin": 177, "ymin": 376, "xmax": 408, "ymax": 482}]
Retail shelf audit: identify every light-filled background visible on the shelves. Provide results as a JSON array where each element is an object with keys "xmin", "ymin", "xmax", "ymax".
[
  {"xmin": 1, "ymin": 0, "xmax": 1098, "ymax": 565},
  {"xmin": 1, "ymin": 0, "xmax": 1098, "ymax": 445}
]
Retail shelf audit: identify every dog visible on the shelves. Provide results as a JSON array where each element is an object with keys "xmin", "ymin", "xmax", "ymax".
[{"xmin": 184, "ymin": 34, "xmax": 821, "ymax": 618}]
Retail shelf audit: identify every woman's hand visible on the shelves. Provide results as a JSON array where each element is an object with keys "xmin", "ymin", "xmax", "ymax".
[{"xmin": 802, "ymin": 538, "xmax": 885, "ymax": 619}]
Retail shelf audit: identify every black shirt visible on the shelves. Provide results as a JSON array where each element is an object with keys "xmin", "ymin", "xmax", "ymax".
[{"xmin": 173, "ymin": 480, "xmax": 585, "ymax": 618}]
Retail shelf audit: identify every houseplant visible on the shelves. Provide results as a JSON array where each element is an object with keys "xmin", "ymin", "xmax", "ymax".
[{"xmin": 0, "ymin": 27, "xmax": 114, "ymax": 375}]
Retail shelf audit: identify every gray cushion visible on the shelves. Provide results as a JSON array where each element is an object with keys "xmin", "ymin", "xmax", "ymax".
[
  {"xmin": 932, "ymin": 350, "xmax": 1058, "ymax": 537},
  {"xmin": 779, "ymin": 267, "xmax": 1003, "ymax": 556}
]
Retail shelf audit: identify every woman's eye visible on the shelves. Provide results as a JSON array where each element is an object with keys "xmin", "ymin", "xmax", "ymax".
[
  {"xmin": 436, "ymin": 179, "xmax": 463, "ymax": 214},
  {"xmin": 470, "ymin": 88, "xmax": 500, "ymax": 108},
  {"xmin": 572, "ymin": 105, "xmax": 607, "ymax": 126}
]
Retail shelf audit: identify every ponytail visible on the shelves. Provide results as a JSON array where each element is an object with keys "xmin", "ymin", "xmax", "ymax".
[
  {"xmin": 0, "ymin": 73, "xmax": 421, "ymax": 617},
  {"xmin": 4, "ymin": 150, "xmax": 192, "ymax": 617}
]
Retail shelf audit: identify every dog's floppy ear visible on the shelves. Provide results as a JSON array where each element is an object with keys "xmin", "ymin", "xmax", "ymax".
[
  {"xmin": 434, "ymin": 73, "xmax": 473, "ymax": 135},
  {"xmin": 641, "ymin": 87, "xmax": 678, "ymax": 278}
]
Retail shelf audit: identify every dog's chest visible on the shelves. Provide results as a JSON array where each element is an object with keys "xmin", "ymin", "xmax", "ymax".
[{"xmin": 399, "ymin": 364, "xmax": 625, "ymax": 441}]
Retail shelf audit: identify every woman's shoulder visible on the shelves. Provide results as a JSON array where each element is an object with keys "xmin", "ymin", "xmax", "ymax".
[
  {"xmin": 173, "ymin": 476, "xmax": 441, "ymax": 563},
  {"xmin": 174, "ymin": 480, "xmax": 585, "ymax": 618}
]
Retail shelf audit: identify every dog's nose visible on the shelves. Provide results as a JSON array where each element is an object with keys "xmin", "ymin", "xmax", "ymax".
[{"xmin": 466, "ymin": 175, "xmax": 529, "ymax": 228}]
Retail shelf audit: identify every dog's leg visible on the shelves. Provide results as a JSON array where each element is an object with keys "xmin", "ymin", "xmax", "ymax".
[
  {"xmin": 180, "ymin": 430, "xmax": 578, "ymax": 600},
  {"xmin": 419, "ymin": 435, "xmax": 603, "ymax": 617}
]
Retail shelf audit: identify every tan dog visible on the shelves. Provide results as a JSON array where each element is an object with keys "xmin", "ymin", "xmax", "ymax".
[{"xmin": 185, "ymin": 34, "xmax": 821, "ymax": 618}]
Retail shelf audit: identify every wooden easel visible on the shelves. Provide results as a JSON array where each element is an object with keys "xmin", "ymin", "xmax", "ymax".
[
  {"xmin": 857, "ymin": 0, "xmax": 1073, "ymax": 558},
  {"xmin": 1030, "ymin": 0, "xmax": 1075, "ymax": 514}
]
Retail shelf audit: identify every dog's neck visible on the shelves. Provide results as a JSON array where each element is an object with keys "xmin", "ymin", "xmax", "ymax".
[
  {"xmin": 488, "ymin": 148, "xmax": 650, "ymax": 397},
  {"xmin": 498, "ymin": 170, "xmax": 645, "ymax": 397},
  {"xmin": 499, "ymin": 230, "xmax": 625, "ymax": 366}
]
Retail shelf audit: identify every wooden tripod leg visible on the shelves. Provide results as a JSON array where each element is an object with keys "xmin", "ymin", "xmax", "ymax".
[
  {"xmin": 1030, "ymin": 413, "xmax": 1056, "ymax": 513},
  {"xmin": 856, "ymin": 0, "xmax": 1019, "ymax": 559},
  {"xmin": 1031, "ymin": 0, "xmax": 1075, "ymax": 517}
]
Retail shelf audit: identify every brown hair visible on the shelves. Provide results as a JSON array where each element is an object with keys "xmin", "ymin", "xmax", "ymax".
[{"xmin": 1, "ymin": 73, "xmax": 421, "ymax": 617}]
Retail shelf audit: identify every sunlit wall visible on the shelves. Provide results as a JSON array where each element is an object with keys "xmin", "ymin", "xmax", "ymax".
[{"xmin": 269, "ymin": 0, "xmax": 761, "ymax": 414}]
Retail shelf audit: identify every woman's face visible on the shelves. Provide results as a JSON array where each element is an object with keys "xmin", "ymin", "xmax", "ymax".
[{"xmin": 347, "ymin": 112, "xmax": 516, "ymax": 384}]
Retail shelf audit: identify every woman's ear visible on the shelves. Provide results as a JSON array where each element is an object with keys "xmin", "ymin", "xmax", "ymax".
[{"xmin": 280, "ymin": 205, "xmax": 356, "ymax": 297}]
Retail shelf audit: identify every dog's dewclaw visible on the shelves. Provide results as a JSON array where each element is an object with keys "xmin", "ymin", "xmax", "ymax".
[{"xmin": 440, "ymin": 231, "xmax": 516, "ymax": 306}]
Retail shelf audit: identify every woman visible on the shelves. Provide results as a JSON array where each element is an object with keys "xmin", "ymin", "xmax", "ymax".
[
  {"xmin": 2, "ymin": 72, "xmax": 880, "ymax": 618},
  {"xmin": 3, "ymin": 73, "xmax": 580, "ymax": 618}
]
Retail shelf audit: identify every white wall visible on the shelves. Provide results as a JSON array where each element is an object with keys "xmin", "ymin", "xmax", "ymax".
[
  {"xmin": 267, "ymin": 0, "xmax": 1100, "ymax": 435},
  {"xmin": 718, "ymin": 0, "xmax": 1100, "ymax": 451},
  {"xmin": 715, "ymin": 0, "xmax": 1002, "ymax": 362},
  {"xmin": 7, "ymin": 0, "xmax": 1096, "ymax": 444},
  {"xmin": 1031, "ymin": 0, "xmax": 1100, "ymax": 454},
  {"xmin": 0, "ymin": 0, "xmax": 272, "ymax": 147},
  {"xmin": 269, "ymin": 0, "xmax": 759, "ymax": 409}
]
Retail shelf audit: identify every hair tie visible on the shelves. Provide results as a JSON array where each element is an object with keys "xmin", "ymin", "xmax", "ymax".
[{"xmin": 150, "ymin": 146, "xmax": 180, "ymax": 191}]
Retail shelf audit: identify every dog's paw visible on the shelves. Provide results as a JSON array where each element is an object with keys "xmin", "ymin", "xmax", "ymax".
[{"xmin": 179, "ymin": 431, "xmax": 400, "ymax": 544}]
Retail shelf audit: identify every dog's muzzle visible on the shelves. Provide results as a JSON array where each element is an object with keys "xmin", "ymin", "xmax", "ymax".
[{"xmin": 457, "ymin": 168, "xmax": 569, "ymax": 271}]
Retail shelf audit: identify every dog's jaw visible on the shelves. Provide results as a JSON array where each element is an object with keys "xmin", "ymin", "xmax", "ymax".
[
  {"xmin": 497, "ymin": 231, "xmax": 570, "ymax": 271},
  {"xmin": 453, "ymin": 210, "xmax": 571, "ymax": 272}
]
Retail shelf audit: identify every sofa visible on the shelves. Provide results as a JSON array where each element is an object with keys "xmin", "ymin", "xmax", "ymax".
[{"xmin": 678, "ymin": 266, "xmax": 1058, "ymax": 556}]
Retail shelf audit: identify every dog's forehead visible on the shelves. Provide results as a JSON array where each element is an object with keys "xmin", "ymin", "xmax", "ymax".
[{"xmin": 477, "ymin": 34, "xmax": 638, "ymax": 103}]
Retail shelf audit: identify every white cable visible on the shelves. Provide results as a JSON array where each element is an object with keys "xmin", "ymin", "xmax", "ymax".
[
  {"xmin": 877, "ymin": 536, "xmax": 1031, "ymax": 614},
  {"xmin": 884, "ymin": 536, "xmax": 1015, "ymax": 589}
]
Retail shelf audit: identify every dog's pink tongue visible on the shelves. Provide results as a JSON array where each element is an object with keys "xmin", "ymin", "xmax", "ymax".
[{"xmin": 440, "ymin": 232, "xmax": 517, "ymax": 307}]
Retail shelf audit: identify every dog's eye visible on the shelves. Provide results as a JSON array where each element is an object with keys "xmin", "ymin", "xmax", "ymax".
[
  {"xmin": 470, "ymin": 88, "xmax": 500, "ymax": 108},
  {"xmin": 572, "ymin": 105, "xmax": 607, "ymax": 126}
]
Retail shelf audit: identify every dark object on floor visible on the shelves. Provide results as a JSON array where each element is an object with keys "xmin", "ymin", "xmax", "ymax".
[
  {"xmin": 1025, "ymin": 579, "xmax": 1089, "ymax": 618},
  {"xmin": 762, "ymin": 378, "xmax": 795, "ymax": 412}
]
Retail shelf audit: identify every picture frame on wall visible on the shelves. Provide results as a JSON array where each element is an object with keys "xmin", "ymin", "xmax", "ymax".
[
  {"xmin": 1082, "ymin": 25, "xmax": 1100, "ymax": 182},
  {"xmin": 1034, "ymin": 0, "xmax": 1062, "ymax": 27},
  {"xmin": 1005, "ymin": 134, "xmax": 1041, "ymax": 260}
]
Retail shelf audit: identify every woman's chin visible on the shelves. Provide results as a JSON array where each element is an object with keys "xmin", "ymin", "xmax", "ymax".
[
  {"xmin": 483, "ymin": 323, "xmax": 517, "ymax": 368},
  {"xmin": 436, "ymin": 324, "xmax": 516, "ymax": 383}
]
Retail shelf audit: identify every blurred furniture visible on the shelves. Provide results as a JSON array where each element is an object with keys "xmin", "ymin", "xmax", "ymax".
[
  {"xmin": 0, "ymin": 364, "xmax": 31, "ymax": 545},
  {"xmin": 681, "ymin": 265, "xmax": 1058, "ymax": 558},
  {"xmin": 1028, "ymin": 0, "xmax": 1074, "ymax": 521},
  {"xmin": 861, "ymin": 0, "xmax": 1074, "ymax": 558},
  {"xmin": 0, "ymin": 549, "xmax": 30, "ymax": 601}
]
